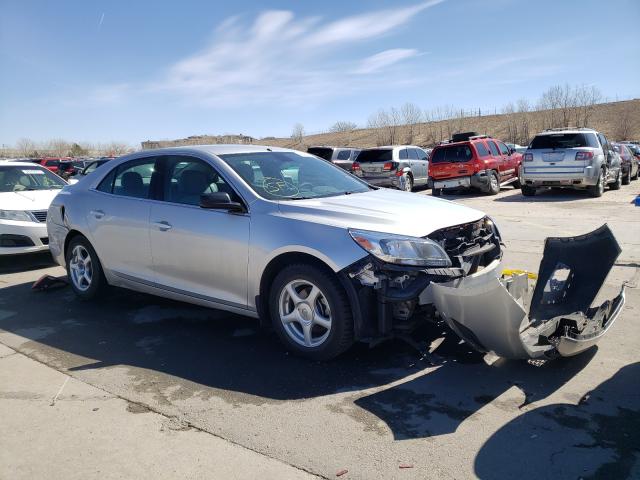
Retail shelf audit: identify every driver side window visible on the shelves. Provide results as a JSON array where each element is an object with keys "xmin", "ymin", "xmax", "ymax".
[{"xmin": 163, "ymin": 156, "xmax": 239, "ymax": 206}]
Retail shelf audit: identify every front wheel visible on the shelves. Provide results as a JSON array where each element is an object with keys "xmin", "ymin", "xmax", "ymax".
[
  {"xmin": 432, "ymin": 188, "xmax": 442, "ymax": 197},
  {"xmin": 269, "ymin": 264, "xmax": 354, "ymax": 360},
  {"xmin": 610, "ymin": 170, "xmax": 622, "ymax": 190},
  {"xmin": 622, "ymin": 169, "xmax": 631, "ymax": 185},
  {"xmin": 66, "ymin": 235, "xmax": 107, "ymax": 299}
]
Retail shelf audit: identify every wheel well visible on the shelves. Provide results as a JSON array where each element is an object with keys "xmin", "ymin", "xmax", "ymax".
[
  {"xmin": 63, "ymin": 230, "xmax": 85, "ymax": 259},
  {"xmin": 257, "ymin": 252, "xmax": 337, "ymax": 325}
]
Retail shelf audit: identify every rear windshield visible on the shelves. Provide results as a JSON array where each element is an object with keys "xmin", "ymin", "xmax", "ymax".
[
  {"xmin": 430, "ymin": 145, "xmax": 474, "ymax": 164},
  {"xmin": 307, "ymin": 147, "xmax": 333, "ymax": 161},
  {"xmin": 357, "ymin": 149, "xmax": 393, "ymax": 162},
  {"xmin": 530, "ymin": 133, "xmax": 599, "ymax": 149}
]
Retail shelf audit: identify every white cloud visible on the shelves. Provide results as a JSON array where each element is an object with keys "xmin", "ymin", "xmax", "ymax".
[
  {"xmin": 149, "ymin": 2, "xmax": 443, "ymax": 106},
  {"xmin": 353, "ymin": 49, "xmax": 420, "ymax": 74}
]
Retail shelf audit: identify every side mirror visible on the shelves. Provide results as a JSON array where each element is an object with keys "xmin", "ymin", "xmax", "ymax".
[
  {"xmin": 199, "ymin": 192, "xmax": 246, "ymax": 213},
  {"xmin": 509, "ymin": 148, "xmax": 515, "ymax": 155}
]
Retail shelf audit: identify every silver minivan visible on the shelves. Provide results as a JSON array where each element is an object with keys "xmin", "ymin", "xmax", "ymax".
[
  {"xmin": 47, "ymin": 145, "xmax": 625, "ymax": 361},
  {"xmin": 356, "ymin": 146, "xmax": 429, "ymax": 192},
  {"xmin": 520, "ymin": 128, "xmax": 622, "ymax": 197}
]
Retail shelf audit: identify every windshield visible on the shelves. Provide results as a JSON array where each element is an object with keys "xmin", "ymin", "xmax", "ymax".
[
  {"xmin": 356, "ymin": 149, "xmax": 393, "ymax": 162},
  {"xmin": 0, "ymin": 165, "xmax": 66, "ymax": 192},
  {"xmin": 430, "ymin": 145, "xmax": 474, "ymax": 164},
  {"xmin": 530, "ymin": 133, "xmax": 599, "ymax": 149},
  {"xmin": 219, "ymin": 151, "xmax": 371, "ymax": 200}
]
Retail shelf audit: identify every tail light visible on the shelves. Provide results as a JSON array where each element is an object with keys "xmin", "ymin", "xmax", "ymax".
[
  {"xmin": 523, "ymin": 153, "xmax": 533, "ymax": 162},
  {"xmin": 382, "ymin": 161, "xmax": 396, "ymax": 171},
  {"xmin": 351, "ymin": 161, "xmax": 361, "ymax": 172},
  {"xmin": 575, "ymin": 151, "xmax": 593, "ymax": 161}
]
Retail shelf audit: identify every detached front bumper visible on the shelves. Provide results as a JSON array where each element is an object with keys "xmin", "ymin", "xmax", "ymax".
[{"xmin": 344, "ymin": 224, "xmax": 625, "ymax": 360}]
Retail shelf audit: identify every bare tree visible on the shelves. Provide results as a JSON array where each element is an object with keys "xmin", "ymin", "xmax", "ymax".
[
  {"xmin": 15, "ymin": 138, "xmax": 36, "ymax": 157},
  {"xmin": 400, "ymin": 102, "xmax": 422, "ymax": 143},
  {"xmin": 104, "ymin": 141, "xmax": 131, "ymax": 156},
  {"xmin": 516, "ymin": 98, "xmax": 531, "ymax": 145},
  {"xmin": 502, "ymin": 102, "xmax": 518, "ymax": 144},
  {"xmin": 47, "ymin": 139, "xmax": 70, "ymax": 157},
  {"xmin": 291, "ymin": 123, "xmax": 305, "ymax": 144},
  {"xmin": 613, "ymin": 103, "xmax": 633, "ymax": 140},
  {"xmin": 574, "ymin": 85, "xmax": 602, "ymax": 128},
  {"xmin": 367, "ymin": 108, "xmax": 401, "ymax": 146},
  {"xmin": 329, "ymin": 121, "xmax": 357, "ymax": 133}
]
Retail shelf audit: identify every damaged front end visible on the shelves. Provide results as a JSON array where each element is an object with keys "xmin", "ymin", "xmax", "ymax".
[{"xmin": 342, "ymin": 221, "xmax": 625, "ymax": 360}]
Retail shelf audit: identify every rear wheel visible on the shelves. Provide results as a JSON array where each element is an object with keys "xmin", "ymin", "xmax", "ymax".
[
  {"xmin": 66, "ymin": 236, "xmax": 107, "ymax": 299},
  {"xmin": 588, "ymin": 171, "xmax": 605, "ymax": 197},
  {"xmin": 521, "ymin": 185, "xmax": 537, "ymax": 197},
  {"xmin": 269, "ymin": 264, "xmax": 354, "ymax": 360},
  {"xmin": 486, "ymin": 171, "xmax": 500, "ymax": 195},
  {"xmin": 512, "ymin": 179, "xmax": 521, "ymax": 189},
  {"xmin": 622, "ymin": 169, "xmax": 631, "ymax": 185},
  {"xmin": 632, "ymin": 166, "xmax": 639, "ymax": 181},
  {"xmin": 402, "ymin": 173, "xmax": 414, "ymax": 192}
]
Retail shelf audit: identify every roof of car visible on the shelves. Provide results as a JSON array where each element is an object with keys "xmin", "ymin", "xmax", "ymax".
[
  {"xmin": 537, "ymin": 128, "xmax": 598, "ymax": 135},
  {"xmin": 0, "ymin": 161, "xmax": 45, "ymax": 168},
  {"xmin": 132, "ymin": 144, "xmax": 297, "ymax": 157},
  {"xmin": 361, "ymin": 145, "xmax": 424, "ymax": 150}
]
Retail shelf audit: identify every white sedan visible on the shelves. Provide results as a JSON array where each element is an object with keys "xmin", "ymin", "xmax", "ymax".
[{"xmin": 0, "ymin": 162, "xmax": 66, "ymax": 255}]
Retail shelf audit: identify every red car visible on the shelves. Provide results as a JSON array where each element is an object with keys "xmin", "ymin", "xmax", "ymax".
[
  {"xmin": 37, "ymin": 157, "xmax": 73, "ymax": 174},
  {"xmin": 429, "ymin": 132, "xmax": 522, "ymax": 196}
]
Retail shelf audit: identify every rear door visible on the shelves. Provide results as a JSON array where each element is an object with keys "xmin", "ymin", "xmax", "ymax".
[
  {"xmin": 496, "ymin": 141, "xmax": 515, "ymax": 180},
  {"xmin": 87, "ymin": 156, "xmax": 159, "ymax": 283}
]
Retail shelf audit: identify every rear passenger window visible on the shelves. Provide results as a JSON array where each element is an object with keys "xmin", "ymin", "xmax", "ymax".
[
  {"xmin": 408, "ymin": 148, "xmax": 420, "ymax": 160},
  {"xmin": 475, "ymin": 142, "xmax": 490, "ymax": 157},
  {"xmin": 112, "ymin": 158, "xmax": 157, "ymax": 199},
  {"xmin": 488, "ymin": 141, "xmax": 501, "ymax": 156},
  {"xmin": 416, "ymin": 149, "xmax": 428, "ymax": 160},
  {"xmin": 497, "ymin": 142, "xmax": 510, "ymax": 155},
  {"xmin": 399, "ymin": 149, "xmax": 408, "ymax": 160},
  {"xmin": 97, "ymin": 168, "xmax": 116, "ymax": 193},
  {"xmin": 336, "ymin": 150, "xmax": 351, "ymax": 160}
]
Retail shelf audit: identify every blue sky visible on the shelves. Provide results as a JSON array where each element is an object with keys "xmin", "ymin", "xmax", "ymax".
[{"xmin": 1, "ymin": 0, "xmax": 639, "ymax": 146}]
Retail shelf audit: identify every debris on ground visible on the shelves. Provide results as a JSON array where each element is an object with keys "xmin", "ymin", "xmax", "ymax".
[{"xmin": 32, "ymin": 275, "xmax": 68, "ymax": 291}]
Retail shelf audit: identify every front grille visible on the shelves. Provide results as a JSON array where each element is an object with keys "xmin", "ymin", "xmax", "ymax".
[
  {"xmin": 428, "ymin": 217, "xmax": 501, "ymax": 274},
  {"xmin": 31, "ymin": 210, "xmax": 48, "ymax": 222}
]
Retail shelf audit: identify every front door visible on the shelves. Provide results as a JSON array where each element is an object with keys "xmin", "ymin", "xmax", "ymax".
[{"xmin": 149, "ymin": 155, "xmax": 250, "ymax": 309}]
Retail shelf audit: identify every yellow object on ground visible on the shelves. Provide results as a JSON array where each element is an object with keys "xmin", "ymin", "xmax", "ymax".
[{"xmin": 502, "ymin": 268, "xmax": 538, "ymax": 280}]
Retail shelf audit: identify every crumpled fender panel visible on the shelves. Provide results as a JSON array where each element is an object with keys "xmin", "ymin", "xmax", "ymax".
[{"xmin": 429, "ymin": 225, "xmax": 626, "ymax": 359}]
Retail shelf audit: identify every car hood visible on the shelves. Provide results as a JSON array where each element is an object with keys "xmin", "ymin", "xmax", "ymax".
[
  {"xmin": 275, "ymin": 188, "xmax": 485, "ymax": 237},
  {"xmin": 0, "ymin": 189, "xmax": 61, "ymax": 211}
]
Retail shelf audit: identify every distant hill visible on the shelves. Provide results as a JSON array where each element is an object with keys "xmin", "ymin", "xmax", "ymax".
[{"xmin": 140, "ymin": 99, "xmax": 639, "ymax": 151}]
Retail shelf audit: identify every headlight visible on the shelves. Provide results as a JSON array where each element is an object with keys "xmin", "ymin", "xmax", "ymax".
[
  {"xmin": 0, "ymin": 210, "xmax": 34, "ymax": 222},
  {"xmin": 349, "ymin": 229, "xmax": 452, "ymax": 267}
]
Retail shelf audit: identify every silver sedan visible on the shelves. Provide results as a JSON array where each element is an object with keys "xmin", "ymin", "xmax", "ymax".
[{"xmin": 47, "ymin": 145, "xmax": 625, "ymax": 360}]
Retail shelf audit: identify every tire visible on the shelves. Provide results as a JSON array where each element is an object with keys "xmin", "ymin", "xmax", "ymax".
[
  {"xmin": 610, "ymin": 170, "xmax": 622, "ymax": 190},
  {"xmin": 269, "ymin": 263, "xmax": 354, "ymax": 361},
  {"xmin": 486, "ymin": 171, "xmax": 500, "ymax": 195},
  {"xmin": 521, "ymin": 185, "xmax": 536, "ymax": 197},
  {"xmin": 432, "ymin": 188, "xmax": 442, "ymax": 197},
  {"xmin": 65, "ymin": 235, "xmax": 107, "ymax": 299},
  {"xmin": 622, "ymin": 169, "xmax": 631, "ymax": 185},
  {"xmin": 588, "ymin": 171, "xmax": 605, "ymax": 197},
  {"xmin": 512, "ymin": 179, "xmax": 521, "ymax": 189},
  {"xmin": 402, "ymin": 173, "xmax": 414, "ymax": 192},
  {"xmin": 632, "ymin": 167, "xmax": 639, "ymax": 181}
]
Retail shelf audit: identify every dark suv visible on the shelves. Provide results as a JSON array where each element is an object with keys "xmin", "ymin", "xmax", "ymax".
[
  {"xmin": 307, "ymin": 147, "xmax": 361, "ymax": 171},
  {"xmin": 429, "ymin": 132, "xmax": 522, "ymax": 196}
]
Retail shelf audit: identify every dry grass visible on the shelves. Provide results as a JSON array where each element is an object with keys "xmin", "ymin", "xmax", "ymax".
[{"xmin": 266, "ymin": 99, "xmax": 640, "ymax": 149}]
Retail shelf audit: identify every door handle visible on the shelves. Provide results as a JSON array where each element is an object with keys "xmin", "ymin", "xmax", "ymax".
[
  {"xmin": 90, "ymin": 209, "xmax": 105, "ymax": 219},
  {"xmin": 153, "ymin": 221, "xmax": 172, "ymax": 231}
]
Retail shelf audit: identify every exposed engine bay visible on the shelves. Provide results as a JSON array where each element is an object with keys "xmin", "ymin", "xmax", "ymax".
[{"xmin": 342, "ymin": 221, "xmax": 625, "ymax": 360}]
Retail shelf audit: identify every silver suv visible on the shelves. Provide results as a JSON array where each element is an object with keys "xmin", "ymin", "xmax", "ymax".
[
  {"xmin": 355, "ymin": 145, "xmax": 429, "ymax": 192},
  {"xmin": 520, "ymin": 128, "xmax": 622, "ymax": 197},
  {"xmin": 47, "ymin": 145, "xmax": 625, "ymax": 361},
  {"xmin": 306, "ymin": 146, "xmax": 361, "ymax": 172}
]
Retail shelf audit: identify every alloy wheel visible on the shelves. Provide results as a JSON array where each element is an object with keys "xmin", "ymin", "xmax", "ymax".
[
  {"xmin": 69, "ymin": 245, "xmax": 93, "ymax": 292},
  {"xmin": 278, "ymin": 279, "xmax": 332, "ymax": 348}
]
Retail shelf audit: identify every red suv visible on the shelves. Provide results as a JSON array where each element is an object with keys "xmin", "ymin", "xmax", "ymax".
[
  {"xmin": 38, "ymin": 157, "xmax": 72, "ymax": 175},
  {"xmin": 429, "ymin": 132, "xmax": 522, "ymax": 196}
]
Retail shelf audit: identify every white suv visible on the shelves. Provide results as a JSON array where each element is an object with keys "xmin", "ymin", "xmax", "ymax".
[{"xmin": 520, "ymin": 128, "xmax": 622, "ymax": 197}]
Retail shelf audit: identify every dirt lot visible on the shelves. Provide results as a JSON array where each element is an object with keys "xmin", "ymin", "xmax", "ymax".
[{"xmin": 1, "ymin": 185, "xmax": 639, "ymax": 479}]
